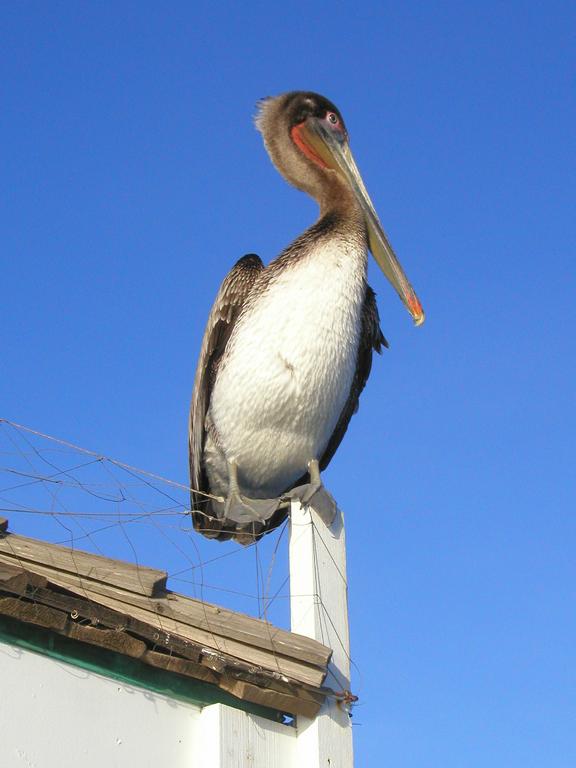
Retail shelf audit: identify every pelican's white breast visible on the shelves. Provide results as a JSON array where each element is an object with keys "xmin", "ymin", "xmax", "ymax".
[{"xmin": 207, "ymin": 233, "xmax": 367, "ymax": 497}]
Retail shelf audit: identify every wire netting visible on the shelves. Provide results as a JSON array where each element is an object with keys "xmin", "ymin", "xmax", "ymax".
[{"xmin": 0, "ymin": 418, "xmax": 291, "ymax": 629}]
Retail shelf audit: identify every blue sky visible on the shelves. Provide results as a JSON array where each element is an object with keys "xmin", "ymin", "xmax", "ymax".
[{"xmin": 2, "ymin": 2, "xmax": 575, "ymax": 765}]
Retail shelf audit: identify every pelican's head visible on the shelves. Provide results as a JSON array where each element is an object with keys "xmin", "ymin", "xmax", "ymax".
[{"xmin": 256, "ymin": 91, "xmax": 424, "ymax": 326}]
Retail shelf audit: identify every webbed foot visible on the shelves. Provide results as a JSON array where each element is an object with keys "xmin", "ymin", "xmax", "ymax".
[
  {"xmin": 221, "ymin": 460, "xmax": 282, "ymax": 525},
  {"xmin": 288, "ymin": 459, "xmax": 337, "ymax": 526}
]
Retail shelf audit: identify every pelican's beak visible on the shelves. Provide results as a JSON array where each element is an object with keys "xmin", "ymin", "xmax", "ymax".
[{"xmin": 300, "ymin": 118, "xmax": 425, "ymax": 326}]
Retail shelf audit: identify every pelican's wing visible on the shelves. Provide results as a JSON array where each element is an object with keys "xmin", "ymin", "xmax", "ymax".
[
  {"xmin": 188, "ymin": 254, "xmax": 264, "ymax": 525},
  {"xmin": 319, "ymin": 285, "xmax": 387, "ymax": 471}
]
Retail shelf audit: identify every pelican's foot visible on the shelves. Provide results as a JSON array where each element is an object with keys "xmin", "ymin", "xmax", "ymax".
[
  {"xmin": 288, "ymin": 459, "xmax": 337, "ymax": 526},
  {"xmin": 223, "ymin": 492, "xmax": 282, "ymax": 525},
  {"xmin": 222, "ymin": 460, "xmax": 282, "ymax": 525}
]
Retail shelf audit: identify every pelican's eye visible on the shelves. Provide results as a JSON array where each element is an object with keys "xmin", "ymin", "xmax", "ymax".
[{"xmin": 326, "ymin": 111, "xmax": 340, "ymax": 126}]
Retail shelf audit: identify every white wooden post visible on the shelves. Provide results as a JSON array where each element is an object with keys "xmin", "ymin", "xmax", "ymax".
[
  {"xmin": 200, "ymin": 703, "xmax": 295, "ymax": 767},
  {"xmin": 289, "ymin": 499, "xmax": 354, "ymax": 768}
]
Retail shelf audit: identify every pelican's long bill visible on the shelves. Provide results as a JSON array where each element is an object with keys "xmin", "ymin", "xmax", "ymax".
[{"xmin": 302, "ymin": 118, "xmax": 425, "ymax": 326}]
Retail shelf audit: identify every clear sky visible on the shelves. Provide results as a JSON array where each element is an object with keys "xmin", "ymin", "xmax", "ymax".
[{"xmin": 2, "ymin": 2, "xmax": 575, "ymax": 765}]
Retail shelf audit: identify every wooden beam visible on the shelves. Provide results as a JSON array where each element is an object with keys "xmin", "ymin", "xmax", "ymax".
[
  {"xmin": 88, "ymin": 588, "xmax": 326, "ymax": 688},
  {"xmin": 0, "ymin": 563, "xmax": 32, "ymax": 593},
  {"xmin": 0, "ymin": 563, "xmax": 47, "ymax": 590},
  {"xmin": 165, "ymin": 592, "xmax": 331, "ymax": 667},
  {"xmin": 0, "ymin": 595, "xmax": 68, "ymax": 632},
  {"xmin": 0, "ymin": 541, "xmax": 330, "ymax": 670},
  {"xmin": 218, "ymin": 677, "xmax": 321, "ymax": 719},
  {"xmin": 0, "ymin": 555, "xmax": 331, "ymax": 718},
  {"xmin": 0, "ymin": 576, "xmax": 204, "ymax": 663},
  {"xmin": 0, "ymin": 554, "xmax": 326, "ymax": 688},
  {"xmin": 65, "ymin": 622, "xmax": 147, "ymax": 658},
  {"xmin": 289, "ymin": 500, "xmax": 354, "ymax": 768},
  {"xmin": 142, "ymin": 648, "xmax": 220, "ymax": 685},
  {"xmin": 0, "ymin": 532, "xmax": 167, "ymax": 596}
]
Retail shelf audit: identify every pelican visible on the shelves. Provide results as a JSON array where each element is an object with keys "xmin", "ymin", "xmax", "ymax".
[{"xmin": 189, "ymin": 91, "xmax": 423, "ymax": 543}]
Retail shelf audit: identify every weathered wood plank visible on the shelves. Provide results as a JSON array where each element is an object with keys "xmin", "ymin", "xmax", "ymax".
[
  {"xmin": 0, "ymin": 595, "xmax": 68, "ymax": 632},
  {"xmin": 0, "ymin": 539, "xmax": 329, "ymax": 668},
  {"xmin": 65, "ymin": 622, "xmax": 147, "ymax": 658},
  {"xmin": 0, "ymin": 562, "xmax": 48, "ymax": 592},
  {"xmin": 230, "ymin": 669, "xmax": 325, "ymax": 710},
  {"xmin": 142, "ymin": 648, "xmax": 219, "ymax": 685},
  {"xmin": 0, "ymin": 528, "xmax": 332, "ymax": 707},
  {"xmin": 0, "ymin": 563, "xmax": 30, "ymax": 593},
  {"xmin": 0, "ymin": 564, "xmax": 328, "ymax": 716},
  {"xmin": 0, "ymin": 575, "xmax": 203, "ymax": 663},
  {"xmin": 164, "ymin": 592, "xmax": 331, "ymax": 668},
  {"xmin": 88, "ymin": 589, "xmax": 326, "ymax": 688},
  {"xmin": 218, "ymin": 678, "xmax": 321, "ymax": 719},
  {"xmin": 0, "ymin": 533, "xmax": 167, "ymax": 596},
  {"xmin": 0, "ymin": 556, "xmax": 326, "ymax": 688},
  {"xmin": 201, "ymin": 651, "xmax": 227, "ymax": 674},
  {"xmin": 0, "ymin": 586, "xmax": 320, "ymax": 715}
]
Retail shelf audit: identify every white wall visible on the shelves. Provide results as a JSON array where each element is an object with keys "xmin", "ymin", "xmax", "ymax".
[
  {"xmin": 0, "ymin": 640, "xmax": 202, "ymax": 767},
  {"xmin": 0, "ymin": 641, "xmax": 295, "ymax": 768}
]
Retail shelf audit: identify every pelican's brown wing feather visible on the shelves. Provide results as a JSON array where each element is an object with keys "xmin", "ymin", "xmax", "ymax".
[
  {"xmin": 318, "ymin": 285, "xmax": 387, "ymax": 471},
  {"xmin": 188, "ymin": 254, "xmax": 264, "ymax": 535}
]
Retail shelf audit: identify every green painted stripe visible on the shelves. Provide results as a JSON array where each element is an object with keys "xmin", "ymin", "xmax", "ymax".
[{"xmin": 0, "ymin": 614, "xmax": 287, "ymax": 723}]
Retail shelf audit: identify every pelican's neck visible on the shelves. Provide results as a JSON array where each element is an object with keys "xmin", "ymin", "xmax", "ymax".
[
  {"xmin": 315, "ymin": 196, "xmax": 368, "ymax": 249},
  {"xmin": 314, "ymin": 171, "xmax": 361, "ymax": 220}
]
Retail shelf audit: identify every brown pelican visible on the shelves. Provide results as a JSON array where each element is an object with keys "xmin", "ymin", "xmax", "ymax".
[{"xmin": 189, "ymin": 91, "xmax": 423, "ymax": 543}]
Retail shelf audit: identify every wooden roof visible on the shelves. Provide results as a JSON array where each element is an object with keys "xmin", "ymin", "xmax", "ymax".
[{"xmin": 0, "ymin": 517, "xmax": 331, "ymax": 717}]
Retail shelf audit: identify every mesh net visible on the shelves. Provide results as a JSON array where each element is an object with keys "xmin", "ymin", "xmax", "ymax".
[{"xmin": 0, "ymin": 418, "xmax": 290, "ymax": 628}]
